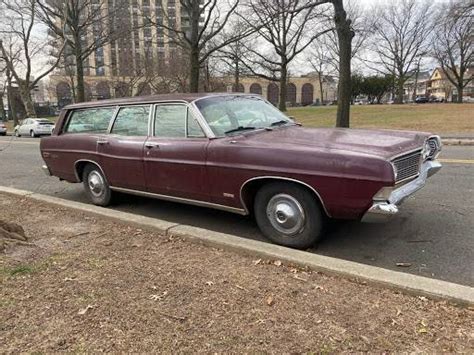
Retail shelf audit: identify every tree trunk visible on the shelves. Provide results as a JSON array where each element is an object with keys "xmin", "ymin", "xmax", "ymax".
[
  {"xmin": 333, "ymin": 0, "xmax": 353, "ymax": 128},
  {"xmin": 279, "ymin": 62, "xmax": 288, "ymax": 112},
  {"xmin": 75, "ymin": 48, "xmax": 85, "ymax": 102},
  {"xmin": 189, "ymin": 47, "xmax": 200, "ymax": 93},
  {"xmin": 396, "ymin": 80, "xmax": 404, "ymax": 104},
  {"xmin": 412, "ymin": 68, "xmax": 419, "ymax": 102},
  {"xmin": 72, "ymin": 28, "xmax": 85, "ymax": 102},
  {"xmin": 6, "ymin": 71, "xmax": 18, "ymax": 125},
  {"xmin": 318, "ymin": 73, "xmax": 324, "ymax": 104},
  {"xmin": 0, "ymin": 94, "xmax": 5, "ymax": 121},
  {"xmin": 457, "ymin": 86, "xmax": 463, "ymax": 103},
  {"xmin": 234, "ymin": 56, "xmax": 240, "ymax": 91},
  {"xmin": 19, "ymin": 84, "xmax": 37, "ymax": 118}
]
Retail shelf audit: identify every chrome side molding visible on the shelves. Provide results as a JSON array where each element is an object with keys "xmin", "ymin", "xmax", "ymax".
[{"xmin": 109, "ymin": 186, "xmax": 247, "ymax": 215}]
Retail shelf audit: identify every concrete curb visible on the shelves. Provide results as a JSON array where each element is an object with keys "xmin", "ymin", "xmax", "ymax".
[{"xmin": 1, "ymin": 186, "xmax": 473, "ymax": 306}]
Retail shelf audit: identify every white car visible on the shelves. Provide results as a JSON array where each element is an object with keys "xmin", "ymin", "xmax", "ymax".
[
  {"xmin": 14, "ymin": 118, "xmax": 55, "ymax": 138},
  {"xmin": 0, "ymin": 122, "xmax": 7, "ymax": 136}
]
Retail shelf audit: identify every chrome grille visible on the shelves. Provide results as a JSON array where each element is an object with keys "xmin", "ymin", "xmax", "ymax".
[{"xmin": 392, "ymin": 150, "xmax": 422, "ymax": 183}]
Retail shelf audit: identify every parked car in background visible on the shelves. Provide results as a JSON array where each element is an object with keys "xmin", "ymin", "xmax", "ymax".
[
  {"xmin": 14, "ymin": 118, "xmax": 55, "ymax": 137},
  {"xmin": 429, "ymin": 96, "xmax": 444, "ymax": 103},
  {"xmin": 0, "ymin": 122, "xmax": 6, "ymax": 136},
  {"xmin": 415, "ymin": 96, "xmax": 429, "ymax": 104},
  {"xmin": 40, "ymin": 93, "xmax": 442, "ymax": 249}
]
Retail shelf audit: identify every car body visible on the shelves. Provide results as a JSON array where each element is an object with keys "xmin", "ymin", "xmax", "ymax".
[
  {"xmin": 15, "ymin": 118, "xmax": 55, "ymax": 137},
  {"xmin": 40, "ymin": 93, "xmax": 442, "ymax": 249},
  {"xmin": 0, "ymin": 122, "xmax": 6, "ymax": 135},
  {"xmin": 415, "ymin": 96, "xmax": 429, "ymax": 104}
]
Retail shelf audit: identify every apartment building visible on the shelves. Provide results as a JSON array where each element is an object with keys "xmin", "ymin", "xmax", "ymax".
[{"xmin": 51, "ymin": 0, "xmax": 185, "ymax": 107}]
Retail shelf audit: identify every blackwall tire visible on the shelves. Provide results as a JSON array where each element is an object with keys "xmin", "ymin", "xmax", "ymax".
[{"xmin": 254, "ymin": 182, "xmax": 324, "ymax": 249}]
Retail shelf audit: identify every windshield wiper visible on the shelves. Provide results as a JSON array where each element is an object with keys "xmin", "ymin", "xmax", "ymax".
[
  {"xmin": 224, "ymin": 126, "xmax": 256, "ymax": 135},
  {"xmin": 270, "ymin": 120, "xmax": 292, "ymax": 127}
]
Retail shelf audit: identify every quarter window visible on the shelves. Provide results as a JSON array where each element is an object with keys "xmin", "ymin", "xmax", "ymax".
[
  {"xmin": 65, "ymin": 107, "xmax": 115, "ymax": 134},
  {"xmin": 111, "ymin": 105, "xmax": 150, "ymax": 136}
]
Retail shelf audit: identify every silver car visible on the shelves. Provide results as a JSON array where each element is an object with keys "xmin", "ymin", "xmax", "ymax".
[
  {"xmin": 14, "ymin": 118, "xmax": 55, "ymax": 137},
  {"xmin": 0, "ymin": 122, "xmax": 6, "ymax": 136}
]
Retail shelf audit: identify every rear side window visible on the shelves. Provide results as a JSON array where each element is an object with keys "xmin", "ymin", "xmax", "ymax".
[
  {"xmin": 65, "ymin": 107, "xmax": 115, "ymax": 134},
  {"xmin": 111, "ymin": 105, "xmax": 150, "ymax": 136}
]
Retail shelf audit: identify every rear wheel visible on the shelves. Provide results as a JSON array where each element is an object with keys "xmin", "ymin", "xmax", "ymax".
[
  {"xmin": 15, "ymin": 130, "xmax": 20, "ymax": 137},
  {"xmin": 82, "ymin": 164, "xmax": 112, "ymax": 206},
  {"xmin": 30, "ymin": 130, "xmax": 37, "ymax": 138},
  {"xmin": 254, "ymin": 182, "xmax": 324, "ymax": 249}
]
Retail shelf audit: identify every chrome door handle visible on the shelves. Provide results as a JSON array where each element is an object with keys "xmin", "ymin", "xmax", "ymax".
[
  {"xmin": 145, "ymin": 142, "xmax": 160, "ymax": 149},
  {"xmin": 97, "ymin": 140, "xmax": 109, "ymax": 145}
]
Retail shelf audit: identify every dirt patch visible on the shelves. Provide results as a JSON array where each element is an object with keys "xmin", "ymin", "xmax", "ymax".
[{"xmin": 0, "ymin": 193, "xmax": 473, "ymax": 352}]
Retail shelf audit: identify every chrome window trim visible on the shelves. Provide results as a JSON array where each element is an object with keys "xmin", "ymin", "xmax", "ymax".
[
  {"xmin": 109, "ymin": 186, "xmax": 247, "ymax": 215},
  {"xmin": 239, "ymin": 176, "xmax": 331, "ymax": 217},
  {"xmin": 189, "ymin": 101, "xmax": 216, "ymax": 138}
]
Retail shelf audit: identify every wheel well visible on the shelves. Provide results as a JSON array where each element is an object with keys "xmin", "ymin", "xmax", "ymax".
[
  {"xmin": 75, "ymin": 161, "xmax": 101, "ymax": 182},
  {"xmin": 240, "ymin": 178, "xmax": 328, "ymax": 217}
]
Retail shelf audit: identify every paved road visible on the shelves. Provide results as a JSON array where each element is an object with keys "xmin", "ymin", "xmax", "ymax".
[{"xmin": 0, "ymin": 136, "xmax": 473, "ymax": 286}]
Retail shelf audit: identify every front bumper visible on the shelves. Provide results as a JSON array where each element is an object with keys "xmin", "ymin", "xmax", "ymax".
[{"xmin": 362, "ymin": 160, "xmax": 442, "ymax": 223}]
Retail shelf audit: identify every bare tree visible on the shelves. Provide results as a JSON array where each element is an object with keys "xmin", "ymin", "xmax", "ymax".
[
  {"xmin": 369, "ymin": 0, "xmax": 433, "ymax": 104},
  {"xmin": 107, "ymin": 46, "xmax": 156, "ymax": 98},
  {"xmin": 146, "ymin": 0, "xmax": 253, "ymax": 93},
  {"xmin": 433, "ymin": 1, "xmax": 473, "ymax": 103},
  {"xmin": 0, "ymin": 0, "xmax": 64, "ymax": 117},
  {"xmin": 148, "ymin": 50, "xmax": 191, "ymax": 94},
  {"xmin": 308, "ymin": 38, "xmax": 334, "ymax": 104},
  {"xmin": 37, "ymin": 0, "xmax": 128, "ymax": 103},
  {"xmin": 214, "ymin": 20, "xmax": 252, "ymax": 92},
  {"xmin": 240, "ymin": 0, "xmax": 332, "ymax": 111}
]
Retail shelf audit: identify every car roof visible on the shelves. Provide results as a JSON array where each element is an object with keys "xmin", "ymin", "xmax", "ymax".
[{"xmin": 63, "ymin": 92, "xmax": 260, "ymax": 110}]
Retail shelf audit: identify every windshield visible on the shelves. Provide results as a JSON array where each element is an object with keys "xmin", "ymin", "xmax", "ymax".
[{"xmin": 195, "ymin": 96, "xmax": 293, "ymax": 137}]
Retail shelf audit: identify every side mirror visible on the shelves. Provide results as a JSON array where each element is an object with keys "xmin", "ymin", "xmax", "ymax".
[{"xmin": 288, "ymin": 116, "xmax": 296, "ymax": 121}]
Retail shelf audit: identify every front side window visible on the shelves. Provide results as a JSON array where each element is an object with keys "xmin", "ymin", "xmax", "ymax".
[
  {"xmin": 154, "ymin": 104, "xmax": 205, "ymax": 138},
  {"xmin": 65, "ymin": 107, "xmax": 115, "ymax": 134},
  {"xmin": 195, "ymin": 96, "xmax": 293, "ymax": 137},
  {"xmin": 111, "ymin": 105, "xmax": 150, "ymax": 136}
]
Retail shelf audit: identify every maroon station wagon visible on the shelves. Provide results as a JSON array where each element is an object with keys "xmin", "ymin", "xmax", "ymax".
[{"xmin": 40, "ymin": 93, "xmax": 442, "ymax": 249}]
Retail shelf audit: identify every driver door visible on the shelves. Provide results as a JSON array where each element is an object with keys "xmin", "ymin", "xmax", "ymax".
[{"xmin": 144, "ymin": 103, "xmax": 210, "ymax": 202}]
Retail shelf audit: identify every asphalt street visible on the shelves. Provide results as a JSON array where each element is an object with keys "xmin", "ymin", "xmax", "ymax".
[{"xmin": 0, "ymin": 135, "xmax": 473, "ymax": 286}]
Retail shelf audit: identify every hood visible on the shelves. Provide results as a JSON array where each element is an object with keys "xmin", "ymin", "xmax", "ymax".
[{"xmin": 232, "ymin": 126, "xmax": 429, "ymax": 160}]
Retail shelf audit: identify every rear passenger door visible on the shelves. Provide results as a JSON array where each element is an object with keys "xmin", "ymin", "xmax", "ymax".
[{"xmin": 98, "ymin": 105, "xmax": 150, "ymax": 191}]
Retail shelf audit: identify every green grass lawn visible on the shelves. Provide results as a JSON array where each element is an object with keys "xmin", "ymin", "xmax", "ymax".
[{"xmin": 288, "ymin": 103, "xmax": 473, "ymax": 134}]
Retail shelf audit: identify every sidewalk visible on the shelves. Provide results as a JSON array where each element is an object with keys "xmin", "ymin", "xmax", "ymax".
[{"xmin": 1, "ymin": 193, "xmax": 473, "ymax": 352}]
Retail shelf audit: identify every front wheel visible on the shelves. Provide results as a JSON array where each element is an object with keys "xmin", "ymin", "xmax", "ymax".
[
  {"xmin": 82, "ymin": 164, "xmax": 113, "ymax": 206},
  {"xmin": 15, "ymin": 130, "xmax": 20, "ymax": 137},
  {"xmin": 30, "ymin": 130, "xmax": 37, "ymax": 138},
  {"xmin": 254, "ymin": 182, "xmax": 324, "ymax": 249}
]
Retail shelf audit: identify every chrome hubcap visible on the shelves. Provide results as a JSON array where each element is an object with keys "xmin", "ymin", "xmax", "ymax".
[
  {"xmin": 88, "ymin": 171, "xmax": 105, "ymax": 197},
  {"xmin": 266, "ymin": 194, "xmax": 305, "ymax": 236}
]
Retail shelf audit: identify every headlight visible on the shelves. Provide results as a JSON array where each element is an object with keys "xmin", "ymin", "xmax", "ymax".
[{"xmin": 423, "ymin": 136, "xmax": 442, "ymax": 160}]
